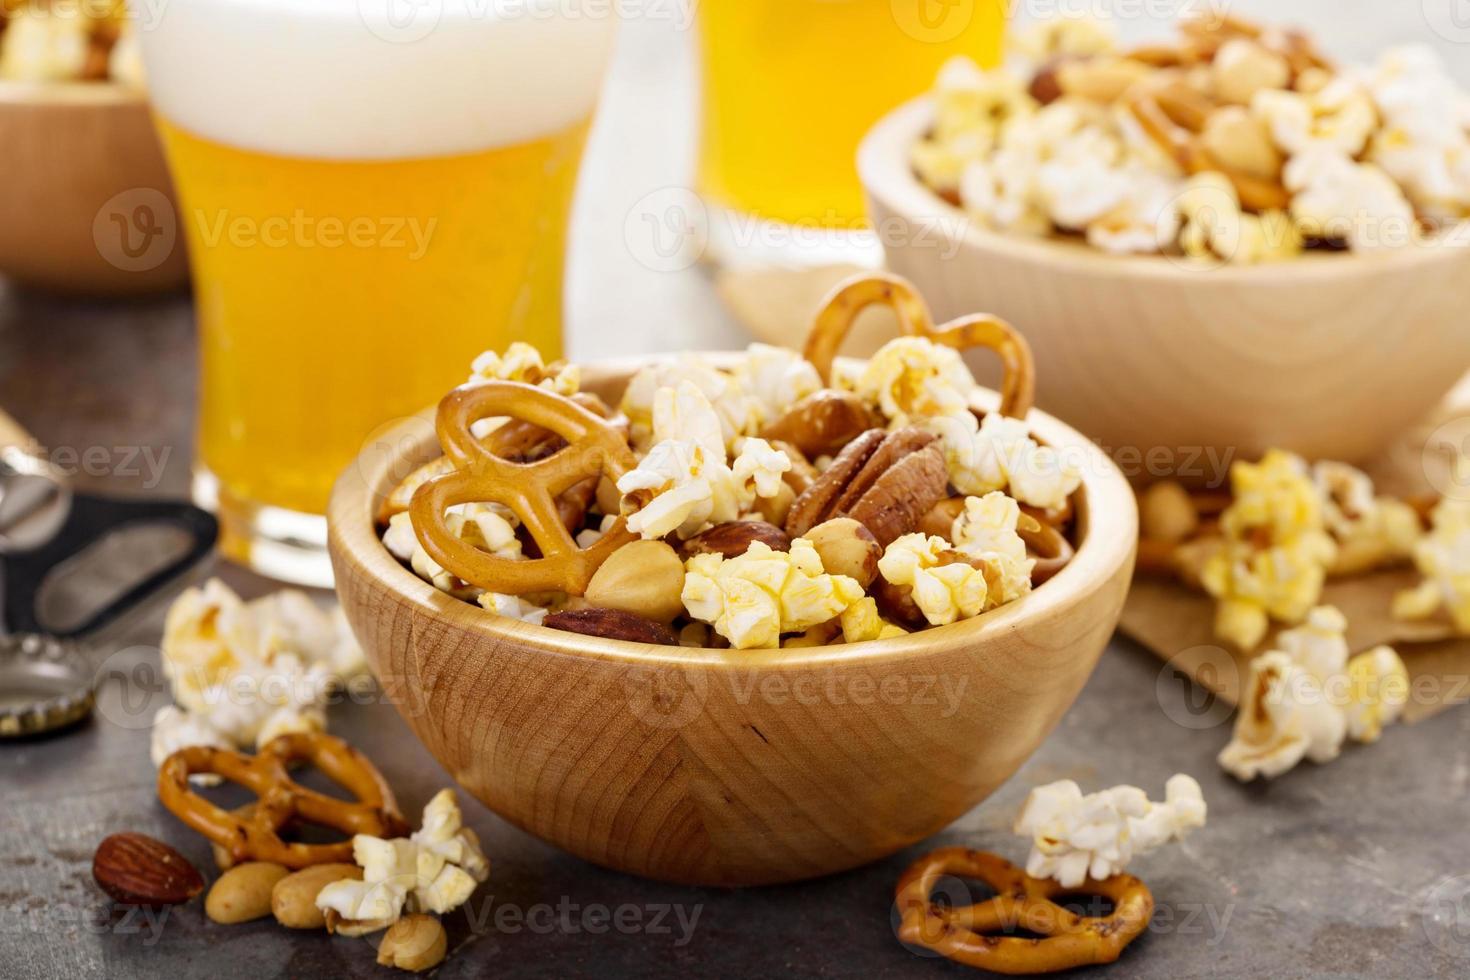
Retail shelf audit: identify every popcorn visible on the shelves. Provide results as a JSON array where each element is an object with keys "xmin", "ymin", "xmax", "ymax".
[
  {"xmin": 0, "ymin": 6, "xmax": 90, "ymax": 81},
  {"xmin": 1212, "ymin": 38, "xmax": 1290, "ymax": 106},
  {"xmin": 1344, "ymin": 645, "xmax": 1409, "ymax": 743},
  {"xmin": 149, "ymin": 705, "xmax": 228, "ymax": 784},
  {"xmin": 1201, "ymin": 450, "xmax": 1337, "ymax": 651},
  {"xmin": 927, "ymin": 57, "xmax": 1035, "ymax": 163},
  {"xmin": 621, "ymin": 355, "xmax": 761, "ymax": 452},
  {"xmin": 1275, "ymin": 605, "xmax": 1350, "ymax": 683},
  {"xmin": 1285, "ymin": 148, "xmax": 1417, "ymax": 251},
  {"xmin": 1313, "ymin": 460, "xmax": 1421, "ymax": 574},
  {"xmin": 924, "ymin": 412, "xmax": 1080, "ymax": 510},
  {"xmin": 1218, "ymin": 651, "xmax": 1347, "ymax": 780},
  {"xmin": 477, "ymin": 592, "xmax": 549, "ymax": 626},
  {"xmin": 317, "ymin": 790, "xmax": 489, "ymax": 930},
  {"xmin": 852, "ymin": 337, "xmax": 976, "ymax": 426},
  {"xmin": 653, "ymin": 380, "xmax": 726, "ymax": 459},
  {"xmin": 1253, "ymin": 77, "xmax": 1378, "ymax": 158},
  {"xmin": 731, "ymin": 437, "xmax": 792, "ymax": 501},
  {"xmin": 958, "ymin": 155, "xmax": 1050, "ymax": 235},
  {"xmin": 877, "ymin": 534, "xmax": 994, "ymax": 627},
  {"xmin": 728, "ymin": 344, "xmax": 823, "ymax": 425},
  {"xmin": 1393, "ymin": 491, "xmax": 1470, "ymax": 633},
  {"xmin": 1011, "ymin": 15, "xmax": 1118, "ymax": 63},
  {"xmin": 467, "ymin": 341, "xmax": 578, "ymax": 395},
  {"xmin": 384, "ymin": 504, "xmax": 522, "ymax": 598},
  {"xmin": 1087, "ymin": 175, "xmax": 1183, "ymax": 256},
  {"xmin": 680, "ymin": 539, "xmax": 865, "ymax": 649},
  {"xmin": 1177, "ymin": 173, "xmax": 1302, "ymax": 265},
  {"xmin": 839, "ymin": 597, "xmax": 908, "ymax": 643},
  {"xmin": 949, "ymin": 492, "xmax": 1035, "ymax": 607},
  {"xmin": 1013, "ymin": 774, "xmax": 1205, "ymax": 888},
  {"xmin": 1361, "ymin": 47, "xmax": 1470, "ymax": 221}
]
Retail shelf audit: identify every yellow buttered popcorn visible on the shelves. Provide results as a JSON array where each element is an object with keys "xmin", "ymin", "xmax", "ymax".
[
  {"xmin": 853, "ymin": 337, "xmax": 977, "ymax": 427},
  {"xmin": 1202, "ymin": 450, "xmax": 1337, "ymax": 651},
  {"xmin": 949, "ymin": 492, "xmax": 1035, "ymax": 608},
  {"xmin": 1252, "ymin": 78, "xmax": 1378, "ymax": 158},
  {"xmin": 1344, "ymin": 645, "xmax": 1410, "ymax": 743},
  {"xmin": 924, "ymin": 412, "xmax": 1081, "ymax": 510},
  {"xmin": 728, "ymin": 343, "xmax": 823, "ymax": 426},
  {"xmin": 840, "ymin": 597, "xmax": 909, "ymax": 644},
  {"xmin": 467, "ymin": 341, "xmax": 579, "ymax": 395},
  {"xmin": 1313, "ymin": 460, "xmax": 1421, "ymax": 574},
  {"xmin": 1394, "ymin": 492, "xmax": 1470, "ymax": 633},
  {"xmin": 681, "ymin": 540, "xmax": 865, "ymax": 650},
  {"xmin": 877, "ymin": 533, "xmax": 996, "ymax": 627}
]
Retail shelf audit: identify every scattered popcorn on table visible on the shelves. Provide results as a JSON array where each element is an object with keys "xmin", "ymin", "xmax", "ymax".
[
  {"xmin": 1394, "ymin": 489, "xmax": 1470, "ymax": 633},
  {"xmin": 1012, "ymin": 774, "xmax": 1206, "ymax": 888},
  {"xmin": 316, "ymin": 789, "xmax": 489, "ymax": 933},
  {"xmin": 1219, "ymin": 651, "xmax": 1347, "ymax": 780},
  {"xmin": 1344, "ymin": 645, "xmax": 1410, "ymax": 743}
]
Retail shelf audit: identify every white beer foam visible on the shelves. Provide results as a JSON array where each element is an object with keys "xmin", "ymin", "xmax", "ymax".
[{"xmin": 138, "ymin": 0, "xmax": 618, "ymax": 159}]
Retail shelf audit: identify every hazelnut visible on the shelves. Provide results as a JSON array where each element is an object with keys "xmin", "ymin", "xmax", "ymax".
[
  {"xmin": 805, "ymin": 518, "xmax": 882, "ymax": 589},
  {"xmin": 1211, "ymin": 38, "xmax": 1289, "ymax": 105},
  {"xmin": 584, "ymin": 540, "xmax": 685, "ymax": 624},
  {"xmin": 1200, "ymin": 106, "xmax": 1281, "ymax": 179},
  {"xmin": 1140, "ymin": 481, "xmax": 1199, "ymax": 543},
  {"xmin": 377, "ymin": 914, "xmax": 447, "ymax": 973}
]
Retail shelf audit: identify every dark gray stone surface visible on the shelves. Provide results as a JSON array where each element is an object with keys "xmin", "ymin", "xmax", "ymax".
[{"xmin": 4, "ymin": 285, "xmax": 1469, "ymax": 980}]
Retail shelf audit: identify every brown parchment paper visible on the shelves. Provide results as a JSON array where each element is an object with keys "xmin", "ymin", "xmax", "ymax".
[{"xmin": 1120, "ymin": 376, "xmax": 1470, "ymax": 724}]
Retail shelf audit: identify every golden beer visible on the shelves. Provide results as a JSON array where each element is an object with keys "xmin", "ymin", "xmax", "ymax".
[
  {"xmin": 697, "ymin": 0, "xmax": 1006, "ymax": 229},
  {"xmin": 140, "ymin": 0, "xmax": 616, "ymax": 582}
]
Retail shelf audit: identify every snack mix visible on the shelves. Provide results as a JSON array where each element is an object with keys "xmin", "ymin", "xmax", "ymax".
[
  {"xmin": 379, "ymin": 275, "xmax": 1084, "ymax": 650},
  {"xmin": 911, "ymin": 12, "xmax": 1470, "ymax": 262},
  {"xmin": 0, "ymin": 0, "xmax": 142, "ymax": 85}
]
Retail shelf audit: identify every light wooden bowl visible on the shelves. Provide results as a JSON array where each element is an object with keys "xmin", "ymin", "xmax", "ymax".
[
  {"xmin": 860, "ymin": 96, "xmax": 1470, "ymax": 476},
  {"xmin": 0, "ymin": 82, "xmax": 188, "ymax": 296},
  {"xmin": 328, "ymin": 355, "xmax": 1137, "ymax": 887}
]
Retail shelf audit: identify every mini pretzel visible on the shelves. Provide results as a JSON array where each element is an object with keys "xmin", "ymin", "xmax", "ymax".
[
  {"xmin": 803, "ymin": 273, "xmax": 935, "ymax": 385},
  {"xmin": 1019, "ymin": 507, "xmax": 1076, "ymax": 586},
  {"xmin": 902, "ymin": 314, "xmax": 1036, "ymax": 420},
  {"xmin": 158, "ymin": 733, "xmax": 408, "ymax": 869},
  {"xmin": 411, "ymin": 381, "xmax": 638, "ymax": 596},
  {"xmin": 895, "ymin": 848, "xmax": 1154, "ymax": 975}
]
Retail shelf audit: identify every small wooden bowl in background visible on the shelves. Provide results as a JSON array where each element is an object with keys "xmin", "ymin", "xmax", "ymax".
[
  {"xmin": 328, "ymin": 355, "xmax": 1137, "ymax": 887},
  {"xmin": 0, "ymin": 81, "xmax": 187, "ymax": 296},
  {"xmin": 860, "ymin": 97, "xmax": 1470, "ymax": 477}
]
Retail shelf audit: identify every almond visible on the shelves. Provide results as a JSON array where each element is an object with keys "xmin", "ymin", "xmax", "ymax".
[
  {"xmin": 93, "ymin": 832, "xmax": 205, "ymax": 908},
  {"xmin": 759, "ymin": 390, "xmax": 881, "ymax": 459},
  {"xmin": 544, "ymin": 607, "xmax": 678, "ymax": 646},
  {"xmin": 681, "ymin": 521, "xmax": 791, "ymax": 559}
]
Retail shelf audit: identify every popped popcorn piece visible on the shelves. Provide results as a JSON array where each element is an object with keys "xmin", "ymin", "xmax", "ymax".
[
  {"xmin": 728, "ymin": 343, "xmax": 823, "ymax": 425},
  {"xmin": 653, "ymin": 379, "xmax": 726, "ymax": 459},
  {"xmin": 0, "ymin": 6, "xmax": 89, "ymax": 81},
  {"xmin": 681, "ymin": 539, "xmax": 865, "ymax": 649},
  {"xmin": 316, "ymin": 790, "xmax": 489, "ymax": 930},
  {"xmin": 621, "ymin": 355, "xmax": 762, "ymax": 452},
  {"xmin": 877, "ymin": 533, "xmax": 994, "ymax": 627},
  {"xmin": 1201, "ymin": 450, "xmax": 1337, "ymax": 651},
  {"xmin": 839, "ymin": 597, "xmax": 909, "ymax": 643},
  {"xmin": 958, "ymin": 155, "xmax": 1050, "ymax": 235},
  {"xmin": 384, "ymin": 504, "xmax": 522, "ymax": 598},
  {"xmin": 467, "ymin": 341, "xmax": 579, "ymax": 395},
  {"xmin": 924, "ymin": 412, "xmax": 1080, "ymax": 510},
  {"xmin": 731, "ymin": 437, "xmax": 792, "ymax": 501},
  {"xmin": 149, "ymin": 705, "xmax": 227, "ymax": 784},
  {"xmin": 1393, "ymin": 491, "xmax": 1470, "ymax": 633},
  {"xmin": 1177, "ymin": 173, "xmax": 1302, "ymax": 265},
  {"xmin": 617, "ymin": 440, "xmax": 745, "ymax": 540},
  {"xmin": 1361, "ymin": 47, "xmax": 1470, "ymax": 221},
  {"xmin": 1011, "ymin": 15, "xmax": 1118, "ymax": 63},
  {"xmin": 1219, "ymin": 651, "xmax": 1347, "ymax": 780},
  {"xmin": 1343, "ymin": 645, "xmax": 1409, "ymax": 743},
  {"xmin": 1087, "ymin": 174, "xmax": 1183, "ymax": 256},
  {"xmin": 852, "ymin": 337, "xmax": 977, "ymax": 426},
  {"xmin": 1013, "ymin": 774, "xmax": 1205, "ymax": 888},
  {"xmin": 476, "ymin": 592, "xmax": 549, "ymax": 626},
  {"xmin": 949, "ymin": 492, "xmax": 1035, "ymax": 607},
  {"xmin": 931, "ymin": 56, "xmax": 1036, "ymax": 147},
  {"xmin": 161, "ymin": 579, "xmax": 248, "ymax": 715},
  {"xmin": 1285, "ymin": 148, "xmax": 1416, "ymax": 251},
  {"xmin": 1274, "ymin": 605, "xmax": 1350, "ymax": 684},
  {"xmin": 1035, "ymin": 130, "xmax": 1133, "ymax": 231},
  {"xmin": 1313, "ymin": 460, "xmax": 1422, "ymax": 574},
  {"xmin": 1253, "ymin": 77, "xmax": 1378, "ymax": 158}
]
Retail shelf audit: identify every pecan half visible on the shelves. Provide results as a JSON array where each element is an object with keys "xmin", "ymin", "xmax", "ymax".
[
  {"xmin": 543, "ymin": 607, "xmax": 678, "ymax": 646},
  {"xmin": 681, "ymin": 521, "xmax": 791, "ymax": 559},
  {"xmin": 785, "ymin": 427, "xmax": 950, "ymax": 546},
  {"xmin": 93, "ymin": 832, "xmax": 206, "ymax": 908},
  {"xmin": 759, "ymin": 390, "xmax": 882, "ymax": 459}
]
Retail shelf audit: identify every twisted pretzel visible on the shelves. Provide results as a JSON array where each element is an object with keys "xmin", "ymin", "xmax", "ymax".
[
  {"xmin": 804, "ymin": 273, "xmax": 1037, "ymax": 420},
  {"xmin": 803, "ymin": 273, "xmax": 935, "ymax": 385},
  {"xmin": 895, "ymin": 848, "xmax": 1154, "ymax": 975},
  {"xmin": 411, "ymin": 382, "xmax": 638, "ymax": 596},
  {"xmin": 158, "ymin": 733, "xmax": 408, "ymax": 869}
]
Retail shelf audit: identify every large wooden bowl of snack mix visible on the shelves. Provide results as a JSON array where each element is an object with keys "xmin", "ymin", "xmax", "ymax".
[
  {"xmin": 327, "ymin": 353, "xmax": 1137, "ymax": 887},
  {"xmin": 0, "ymin": 82, "xmax": 188, "ymax": 295},
  {"xmin": 859, "ymin": 95, "xmax": 1470, "ymax": 477}
]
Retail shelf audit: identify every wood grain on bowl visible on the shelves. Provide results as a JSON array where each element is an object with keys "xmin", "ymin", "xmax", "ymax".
[
  {"xmin": 327, "ymin": 356, "xmax": 1137, "ymax": 886},
  {"xmin": 860, "ymin": 96, "xmax": 1470, "ymax": 475},
  {"xmin": 0, "ymin": 82, "xmax": 188, "ymax": 296}
]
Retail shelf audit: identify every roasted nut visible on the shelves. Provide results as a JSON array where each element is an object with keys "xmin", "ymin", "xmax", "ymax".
[
  {"xmin": 786, "ymin": 429, "xmax": 886, "ymax": 538},
  {"xmin": 759, "ymin": 390, "xmax": 881, "ymax": 459},
  {"xmin": 1056, "ymin": 56, "xmax": 1153, "ymax": 103},
  {"xmin": 1211, "ymin": 38, "xmax": 1289, "ymax": 105},
  {"xmin": 584, "ymin": 540, "xmax": 686, "ymax": 623},
  {"xmin": 1140, "ymin": 481, "xmax": 1200, "ymax": 543},
  {"xmin": 543, "ymin": 607, "xmax": 678, "ymax": 646},
  {"xmin": 377, "ymin": 914, "xmax": 448, "ymax": 973},
  {"xmin": 1200, "ymin": 106, "xmax": 1281, "ymax": 179},
  {"xmin": 786, "ymin": 428, "xmax": 950, "ymax": 546},
  {"xmin": 206, "ymin": 862, "xmax": 290, "ymax": 924},
  {"xmin": 682, "ymin": 521, "xmax": 792, "ymax": 559},
  {"xmin": 325, "ymin": 908, "xmax": 396, "ymax": 938},
  {"xmin": 93, "ymin": 833, "xmax": 205, "ymax": 909},
  {"xmin": 845, "ymin": 443, "xmax": 950, "ymax": 547},
  {"xmin": 557, "ymin": 476, "xmax": 599, "ymax": 534},
  {"xmin": 754, "ymin": 480, "xmax": 797, "ymax": 527},
  {"xmin": 272, "ymin": 863, "xmax": 362, "ymax": 929},
  {"xmin": 805, "ymin": 519, "xmax": 882, "ymax": 589},
  {"xmin": 918, "ymin": 497, "xmax": 967, "ymax": 539}
]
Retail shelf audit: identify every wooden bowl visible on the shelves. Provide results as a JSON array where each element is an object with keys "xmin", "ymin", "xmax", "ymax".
[
  {"xmin": 0, "ymin": 82, "xmax": 188, "ymax": 296},
  {"xmin": 860, "ymin": 96, "xmax": 1470, "ymax": 476},
  {"xmin": 328, "ymin": 355, "xmax": 1137, "ymax": 887}
]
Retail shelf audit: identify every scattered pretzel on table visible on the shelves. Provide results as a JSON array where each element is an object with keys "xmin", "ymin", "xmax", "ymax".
[
  {"xmin": 804, "ymin": 274, "xmax": 1037, "ymax": 420},
  {"xmin": 895, "ymin": 847, "xmax": 1154, "ymax": 975},
  {"xmin": 410, "ymin": 381, "xmax": 639, "ymax": 596},
  {"xmin": 158, "ymin": 732, "xmax": 408, "ymax": 869}
]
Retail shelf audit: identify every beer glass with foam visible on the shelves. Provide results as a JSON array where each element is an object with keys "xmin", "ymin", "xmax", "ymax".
[
  {"xmin": 139, "ymin": 0, "xmax": 617, "ymax": 584},
  {"xmin": 697, "ymin": 0, "xmax": 1006, "ymax": 263}
]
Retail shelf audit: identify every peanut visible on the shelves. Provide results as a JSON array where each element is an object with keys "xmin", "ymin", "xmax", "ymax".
[
  {"xmin": 271, "ymin": 863, "xmax": 362, "ymax": 929},
  {"xmin": 206, "ymin": 862, "xmax": 289, "ymax": 924},
  {"xmin": 377, "ymin": 915, "xmax": 448, "ymax": 973}
]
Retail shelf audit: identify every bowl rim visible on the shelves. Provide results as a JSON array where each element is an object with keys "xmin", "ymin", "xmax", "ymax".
[
  {"xmin": 857, "ymin": 94, "xmax": 1470, "ymax": 285},
  {"xmin": 0, "ymin": 79, "xmax": 146, "ymax": 108},
  {"xmin": 328, "ymin": 352, "xmax": 1138, "ymax": 672}
]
